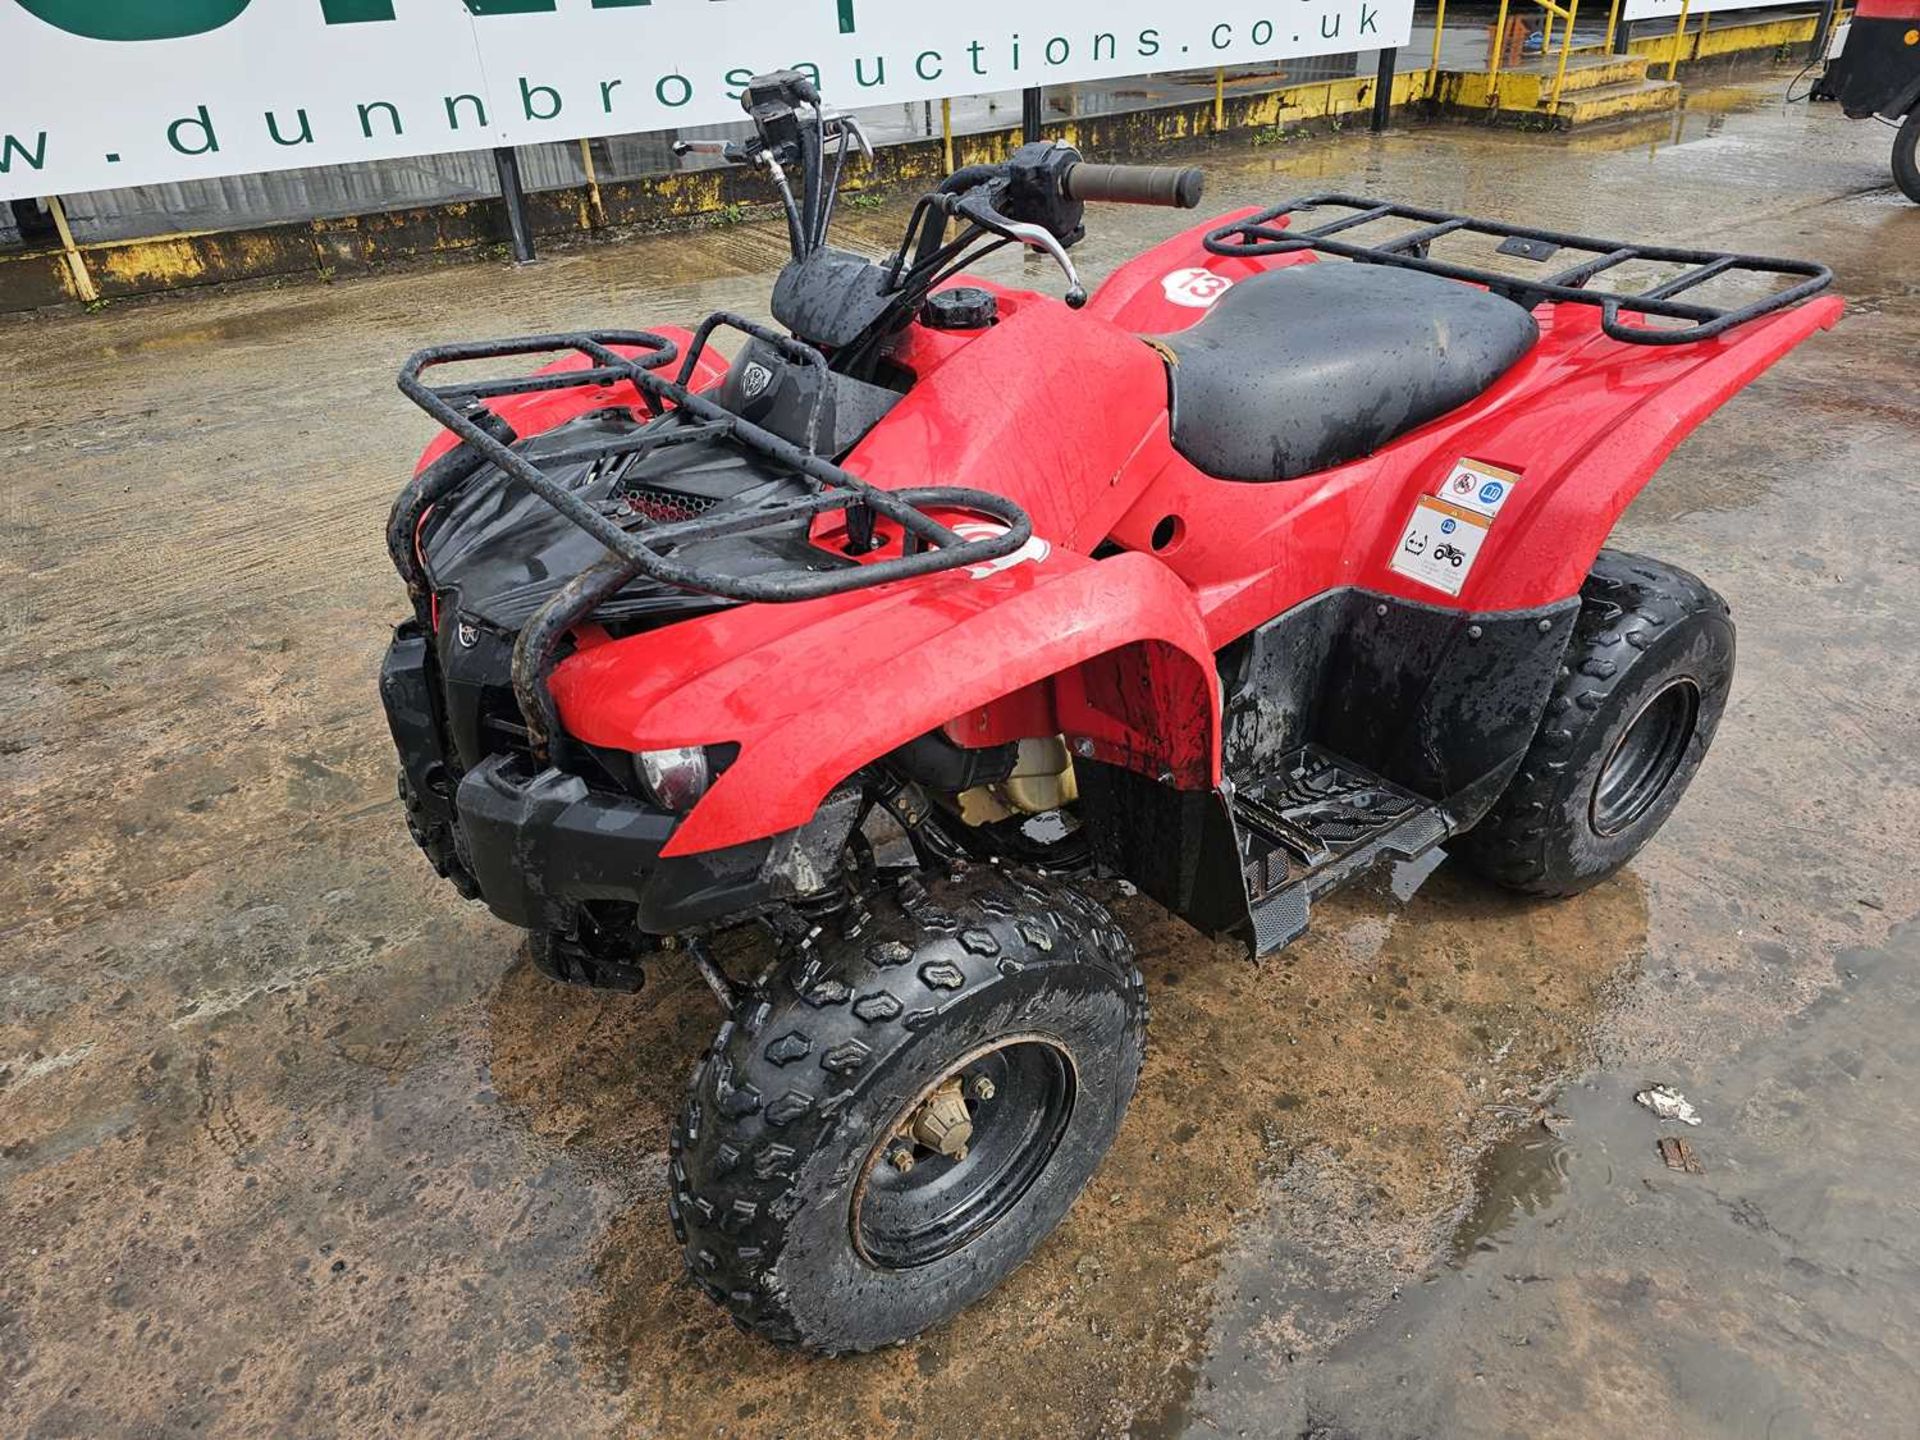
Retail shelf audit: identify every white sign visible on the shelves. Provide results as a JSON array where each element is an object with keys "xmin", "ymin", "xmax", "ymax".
[
  {"xmin": 1621, "ymin": 0, "xmax": 1783, "ymax": 22},
  {"xmin": 1436, "ymin": 457, "xmax": 1520, "ymax": 519},
  {"xmin": 0, "ymin": 0, "xmax": 1414, "ymax": 203},
  {"xmin": 1389, "ymin": 494, "xmax": 1489, "ymax": 598}
]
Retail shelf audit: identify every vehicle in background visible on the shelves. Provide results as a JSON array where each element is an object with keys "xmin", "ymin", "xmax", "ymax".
[{"xmin": 1814, "ymin": 0, "xmax": 1920, "ymax": 201}]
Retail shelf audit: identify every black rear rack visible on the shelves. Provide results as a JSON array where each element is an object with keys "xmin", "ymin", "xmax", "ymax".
[
  {"xmin": 395, "ymin": 317, "xmax": 1031, "ymax": 755},
  {"xmin": 1204, "ymin": 195, "xmax": 1832, "ymax": 346}
]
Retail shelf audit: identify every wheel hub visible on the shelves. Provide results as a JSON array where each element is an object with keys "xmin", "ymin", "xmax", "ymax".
[
  {"xmin": 853, "ymin": 1034, "xmax": 1078, "ymax": 1270},
  {"xmin": 904, "ymin": 1075, "xmax": 974, "ymax": 1161},
  {"xmin": 1592, "ymin": 677, "xmax": 1700, "ymax": 836}
]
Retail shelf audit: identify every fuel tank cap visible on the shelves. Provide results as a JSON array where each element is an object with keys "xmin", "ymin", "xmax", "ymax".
[{"xmin": 922, "ymin": 286, "xmax": 998, "ymax": 331}]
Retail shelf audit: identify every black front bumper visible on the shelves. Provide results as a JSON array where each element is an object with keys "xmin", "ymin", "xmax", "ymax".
[
  {"xmin": 455, "ymin": 753, "xmax": 778, "ymax": 932},
  {"xmin": 380, "ymin": 623, "xmax": 777, "ymax": 936}
]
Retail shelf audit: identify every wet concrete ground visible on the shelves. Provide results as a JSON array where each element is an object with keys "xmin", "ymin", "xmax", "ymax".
[{"xmin": 3, "ymin": 74, "xmax": 1917, "ymax": 1438}]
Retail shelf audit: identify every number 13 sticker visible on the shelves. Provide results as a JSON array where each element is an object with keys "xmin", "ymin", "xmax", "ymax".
[{"xmin": 1160, "ymin": 268, "xmax": 1234, "ymax": 309}]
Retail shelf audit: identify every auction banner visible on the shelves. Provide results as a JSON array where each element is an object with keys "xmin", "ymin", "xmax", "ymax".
[{"xmin": 1, "ymin": 0, "xmax": 1413, "ymax": 202}]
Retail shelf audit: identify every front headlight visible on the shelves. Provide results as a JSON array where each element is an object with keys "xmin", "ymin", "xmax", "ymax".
[{"xmin": 634, "ymin": 746, "xmax": 711, "ymax": 812}]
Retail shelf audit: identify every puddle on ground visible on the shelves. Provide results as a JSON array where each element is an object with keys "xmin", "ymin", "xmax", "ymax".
[
  {"xmin": 1445, "ymin": 1116, "xmax": 1572, "ymax": 1264},
  {"xmin": 1157, "ymin": 918, "xmax": 1920, "ymax": 1439},
  {"xmin": 91, "ymin": 298, "xmax": 340, "ymax": 357}
]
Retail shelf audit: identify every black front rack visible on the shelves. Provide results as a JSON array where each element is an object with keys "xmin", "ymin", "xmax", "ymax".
[
  {"xmin": 397, "ymin": 318, "xmax": 1029, "ymax": 603},
  {"xmin": 1205, "ymin": 195, "xmax": 1833, "ymax": 346},
  {"xmin": 395, "ymin": 317, "xmax": 1031, "ymax": 754}
]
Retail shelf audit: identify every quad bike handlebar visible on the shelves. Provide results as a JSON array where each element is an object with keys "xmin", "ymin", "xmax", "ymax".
[
  {"xmin": 941, "ymin": 162, "xmax": 1206, "ymax": 307},
  {"xmin": 1062, "ymin": 162, "xmax": 1207, "ymax": 209},
  {"xmin": 691, "ymin": 70, "xmax": 1208, "ymax": 323}
]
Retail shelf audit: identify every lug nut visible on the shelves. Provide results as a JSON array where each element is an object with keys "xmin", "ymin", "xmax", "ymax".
[
  {"xmin": 968, "ymin": 1075, "xmax": 995, "ymax": 1101},
  {"xmin": 887, "ymin": 1143, "xmax": 916, "ymax": 1174}
]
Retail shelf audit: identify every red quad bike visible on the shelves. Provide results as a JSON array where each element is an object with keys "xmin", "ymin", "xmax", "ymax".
[{"xmin": 383, "ymin": 71, "xmax": 1839, "ymax": 1353}]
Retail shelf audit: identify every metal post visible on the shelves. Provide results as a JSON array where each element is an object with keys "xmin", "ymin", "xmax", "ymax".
[
  {"xmin": 1372, "ymin": 47, "xmax": 1399, "ymax": 131},
  {"xmin": 1490, "ymin": 0, "xmax": 1514, "ymax": 106},
  {"xmin": 1666, "ymin": 0, "xmax": 1691, "ymax": 80},
  {"xmin": 1428, "ymin": 0, "xmax": 1450, "ymax": 95},
  {"xmin": 1215, "ymin": 66, "xmax": 1227, "ymax": 131},
  {"xmin": 941, "ymin": 97, "xmax": 955, "ymax": 174},
  {"xmin": 1549, "ymin": 0, "xmax": 1581, "ymax": 110},
  {"xmin": 1021, "ymin": 86, "xmax": 1045, "ymax": 143},
  {"xmin": 577, "ymin": 138, "xmax": 606, "ymax": 229},
  {"xmin": 493, "ymin": 145, "xmax": 535, "ymax": 264},
  {"xmin": 1811, "ymin": 0, "xmax": 1839, "ymax": 61},
  {"xmin": 44, "ymin": 195, "xmax": 98, "ymax": 305},
  {"xmin": 1604, "ymin": 0, "xmax": 1623, "ymax": 53}
]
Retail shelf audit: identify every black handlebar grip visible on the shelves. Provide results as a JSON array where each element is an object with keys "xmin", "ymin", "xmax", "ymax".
[{"xmin": 1063, "ymin": 163, "xmax": 1206, "ymax": 208}]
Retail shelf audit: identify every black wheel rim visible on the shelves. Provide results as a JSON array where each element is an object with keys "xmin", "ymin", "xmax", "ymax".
[
  {"xmin": 1591, "ymin": 678, "xmax": 1700, "ymax": 837},
  {"xmin": 853, "ymin": 1036, "xmax": 1076, "ymax": 1270}
]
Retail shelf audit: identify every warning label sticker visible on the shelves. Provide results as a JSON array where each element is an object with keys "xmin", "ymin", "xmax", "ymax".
[
  {"xmin": 1436, "ymin": 458, "xmax": 1522, "ymax": 519},
  {"xmin": 1389, "ymin": 495, "xmax": 1490, "ymax": 598}
]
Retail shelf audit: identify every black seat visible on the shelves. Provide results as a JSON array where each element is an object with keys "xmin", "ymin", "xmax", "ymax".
[{"xmin": 1153, "ymin": 262, "xmax": 1539, "ymax": 483}]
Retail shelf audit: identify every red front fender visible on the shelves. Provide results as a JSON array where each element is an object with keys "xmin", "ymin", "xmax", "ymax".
[{"xmin": 546, "ymin": 549, "xmax": 1220, "ymax": 856}]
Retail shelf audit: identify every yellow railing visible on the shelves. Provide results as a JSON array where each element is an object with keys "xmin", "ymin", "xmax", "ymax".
[
  {"xmin": 1544, "ymin": 0, "xmax": 1583, "ymax": 108},
  {"xmin": 1665, "ymin": 1, "xmax": 1721, "ymax": 81},
  {"xmin": 1480, "ymin": 0, "xmax": 1586, "ymax": 112},
  {"xmin": 1666, "ymin": 0, "xmax": 1693, "ymax": 79},
  {"xmin": 1428, "ymin": 0, "xmax": 1451, "ymax": 92}
]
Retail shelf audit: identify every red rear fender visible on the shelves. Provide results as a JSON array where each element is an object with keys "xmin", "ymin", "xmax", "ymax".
[
  {"xmin": 1102, "ymin": 292, "xmax": 1843, "ymax": 638},
  {"xmin": 546, "ymin": 549, "xmax": 1220, "ymax": 856},
  {"xmin": 1419, "ymin": 296, "xmax": 1847, "ymax": 607}
]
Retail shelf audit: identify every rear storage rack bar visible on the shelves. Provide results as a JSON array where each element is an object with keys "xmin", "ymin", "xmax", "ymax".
[
  {"xmin": 396, "ymin": 317, "xmax": 1032, "ymax": 755},
  {"xmin": 1204, "ymin": 194, "xmax": 1833, "ymax": 346}
]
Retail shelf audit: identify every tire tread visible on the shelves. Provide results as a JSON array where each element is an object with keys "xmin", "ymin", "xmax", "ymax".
[
  {"xmin": 671, "ymin": 869, "xmax": 1143, "ymax": 1354},
  {"xmin": 1456, "ymin": 549, "xmax": 1728, "ymax": 897}
]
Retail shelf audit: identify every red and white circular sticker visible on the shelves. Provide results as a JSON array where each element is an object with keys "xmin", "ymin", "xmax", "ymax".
[
  {"xmin": 953, "ymin": 520, "xmax": 1051, "ymax": 579},
  {"xmin": 1160, "ymin": 267, "xmax": 1234, "ymax": 309}
]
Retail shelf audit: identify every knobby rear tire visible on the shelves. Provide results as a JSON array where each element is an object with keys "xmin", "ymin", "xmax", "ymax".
[{"xmin": 1456, "ymin": 549, "xmax": 1735, "ymax": 897}]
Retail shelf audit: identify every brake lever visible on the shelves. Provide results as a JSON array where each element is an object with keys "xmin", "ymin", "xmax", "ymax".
[
  {"xmin": 672, "ymin": 138, "xmax": 749, "ymax": 161},
  {"xmin": 952, "ymin": 192, "xmax": 1088, "ymax": 309}
]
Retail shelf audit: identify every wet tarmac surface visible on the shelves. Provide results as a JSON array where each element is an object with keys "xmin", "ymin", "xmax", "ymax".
[{"xmin": 3, "ymin": 73, "xmax": 1918, "ymax": 1438}]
